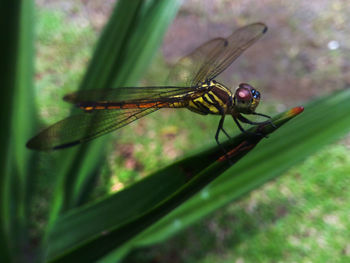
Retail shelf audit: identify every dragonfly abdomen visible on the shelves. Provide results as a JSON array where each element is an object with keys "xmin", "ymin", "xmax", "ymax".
[{"xmin": 78, "ymin": 100, "xmax": 188, "ymax": 112}]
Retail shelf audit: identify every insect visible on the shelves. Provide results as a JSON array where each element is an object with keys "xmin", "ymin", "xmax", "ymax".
[{"xmin": 27, "ymin": 22, "xmax": 271, "ymax": 151}]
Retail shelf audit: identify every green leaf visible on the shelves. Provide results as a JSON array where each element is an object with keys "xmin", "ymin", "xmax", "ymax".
[
  {"xmin": 45, "ymin": 86, "xmax": 350, "ymax": 263},
  {"xmin": 46, "ymin": 107, "xmax": 302, "ymax": 262},
  {"xmin": 132, "ymin": 88, "xmax": 350, "ymax": 247},
  {"xmin": 44, "ymin": 0, "xmax": 181, "ymax": 225},
  {"xmin": 0, "ymin": 0, "xmax": 35, "ymax": 262}
]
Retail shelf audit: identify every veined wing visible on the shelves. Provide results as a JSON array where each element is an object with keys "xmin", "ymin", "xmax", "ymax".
[
  {"xmin": 168, "ymin": 23, "xmax": 267, "ymax": 86},
  {"xmin": 64, "ymin": 85, "xmax": 214, "ymax": 111},
  {"xmin": 167, "ymin": 38, "xmax": 227, "ymax": 86},
  {"xmin": 26, "ymin": 108, "xmax": 159, "ymax": 151},
  {"xmin": 202, "ymin": 23, "xmax": 267, "ymax": 83},
  {"xmin": 27, "ymin": 85, "xmax": 215, "ymax": 150},
  {"xmin": 64, "ymin": 86, "xmax": 199, "ymax": 105}
]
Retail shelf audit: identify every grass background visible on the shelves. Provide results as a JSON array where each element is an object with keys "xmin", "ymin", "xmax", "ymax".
[{"xmin": 32, "ymin": 1, "xmax": 350, "ymax": 262}]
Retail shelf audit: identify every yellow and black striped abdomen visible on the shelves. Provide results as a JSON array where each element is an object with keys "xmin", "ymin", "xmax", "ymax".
[{"xmin": 187, "ymin": 81, "xmax": 232, "ymax": 115}]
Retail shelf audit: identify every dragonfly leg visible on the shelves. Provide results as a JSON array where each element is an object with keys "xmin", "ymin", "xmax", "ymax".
[
  {"xmin": 221, "ymin": 127, "xmax": 231, "ymax": 139},
  {"xmin": 238, "ymin": 114, "xmax": 271, "ymax": 125},
  {"xmin": 215, "ymin": 115, "xmax": 226, "ymax": 144},
  {"xmin": 252, "ymin": 112, "xmax": 271, "ymax": 119},
  {"xmin": 215, "ymin": 113, "xmax": 232, "ymax": 140},
  {"xmin": 216, "ymin": 115, "xmax": 234, "ymax": 165},
  {"xmin": 233, "ymin": 116, "xmax": 246, "ymax": 133},
  {"xmin": 252, "ymin": 112, "xmax": 276, "ymax": 128},
  {"xmin": 215, "ymin": 103, "xmax": 232, "ymax": 140},
  {"xmin": 234, "ymin": 115, "xmax": 267, "ymax": 138}
]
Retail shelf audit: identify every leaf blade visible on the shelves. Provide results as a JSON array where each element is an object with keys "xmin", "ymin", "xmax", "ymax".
[{"xmin": 46, "ymin": 107, "xmax": 302, "ymax": 262}]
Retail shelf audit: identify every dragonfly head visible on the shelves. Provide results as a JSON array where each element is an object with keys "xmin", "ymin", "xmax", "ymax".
[{"xmin": 234, "ymin": 83, "xmax": 261, "ymax": 114}]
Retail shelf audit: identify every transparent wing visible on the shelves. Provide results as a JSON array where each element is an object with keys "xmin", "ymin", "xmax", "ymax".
[
  {"xmin": 27, "ymin": 85, "xmax": 214, "ymax": 151},
  {"xmin": 63, "ymin": 86, "xmax": 199, "ymax": 104},
  {"xmin": 26, "ymin": 108, "xmax": 159, "ymax": 151},
  {"xmin": 202, "ymin": 23, "xmax": 267, "ymax": 82},
  {"xmin": 167, "ymin": 23, "xmax": 267, "ymax": 86},
  {"xmin": 167, "ymin": 38, "xmax": 227, "ymax": 86}
]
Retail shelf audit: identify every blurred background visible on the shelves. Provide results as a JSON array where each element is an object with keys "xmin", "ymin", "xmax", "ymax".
[{"xmin": 33, "ymin": 0, "xmax": 350, "ymax": 262}]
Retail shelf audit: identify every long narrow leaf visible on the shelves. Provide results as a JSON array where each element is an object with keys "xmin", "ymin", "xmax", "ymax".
[
  {"xmin": 45, "ymin": 0, "xmax": 181, "ymax": 224},
  {"xmin": 93, "ymin": 88, "xmax": 350, "ymax": 262},
  {"xmin": 0, "ymin": 1, "xmax": 35, "ymax": 262},
  {"xmin": 130, "ymin": 88, "xmax": 350, "ymax": 247},
  {"xmin": 0, "ymin": 1, "xmax": 22, "ymax": 261},
  {"xmin": 46, "ymin": 107, "xmax": 302, "ymax": 262}
]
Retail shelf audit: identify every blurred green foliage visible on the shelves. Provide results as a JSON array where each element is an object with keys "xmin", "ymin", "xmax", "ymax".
[{"xmin": 126, "ymin": 144, "xmax": 350, "ymax": 263}]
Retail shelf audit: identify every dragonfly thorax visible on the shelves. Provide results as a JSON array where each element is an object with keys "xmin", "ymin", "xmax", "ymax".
[{"xmin": 233, "ymin": 83, "xmax": 261, "ymax": 114}]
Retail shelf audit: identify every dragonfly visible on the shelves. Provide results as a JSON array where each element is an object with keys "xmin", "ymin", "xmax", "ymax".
[{"xmin": 27, "ymin": 22, "xmax": 271, "ymax": 151}]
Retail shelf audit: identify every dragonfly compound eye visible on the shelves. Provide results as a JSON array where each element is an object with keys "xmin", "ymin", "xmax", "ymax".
[
  {"xmin": 234, "ymin": 83, "xmax": 261, "ymax": 113},
  {"xmin": 236, "ymin": 87, "xmax": 252, "ymax": 102},
  {"xmin": 236, "ymin": 83, "xmax": 253, "ymax": 102}
]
